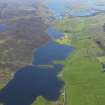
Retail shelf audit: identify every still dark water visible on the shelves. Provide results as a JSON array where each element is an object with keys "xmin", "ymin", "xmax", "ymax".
[
  {"xmin": 47, "ymin": 28, "xmax": 64, "ymax": 39},
  {"xmin": 0, "ymin": 25, "xmax": 74, "ymax": 105},
  {"xmin": 0, "ymin": 65, "xmax": 64, "ymax": 105},
  {"xmin": 0, "ymin": 24, "xmax": 8, "ymax": 32},
  {"xmin": 32, "ymin": 41, "xmax": 74, "ymax": 65}
]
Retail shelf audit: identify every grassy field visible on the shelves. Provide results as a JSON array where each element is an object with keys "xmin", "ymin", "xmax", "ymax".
[
  {"xmin": 53, "ymin": 13, "xmax": 105, "ymax": 105},
  {"xmin": 63, "ymin": 40, "xmax": 105, "ymax": 105}
]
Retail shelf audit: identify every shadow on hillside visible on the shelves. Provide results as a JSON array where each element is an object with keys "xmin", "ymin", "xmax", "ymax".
[{"xmin": 0, "ymin": 65, "xmax": 64, "ymax": 105}]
